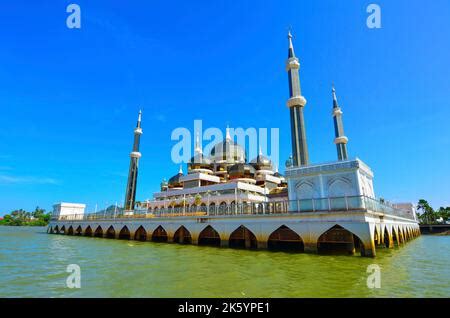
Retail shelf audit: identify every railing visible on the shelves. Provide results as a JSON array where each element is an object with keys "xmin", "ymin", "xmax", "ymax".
[{"xmin": 52, "ymin": 195, "xmax": 417, "ymax": 221}]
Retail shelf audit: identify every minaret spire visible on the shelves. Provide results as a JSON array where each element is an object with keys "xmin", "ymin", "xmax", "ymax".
[
  {"xmin": 137, "ymin": 109, "xmax": 142, "ymax": 127},
  {"xmin": 286, "ymin": 30, "xmax": 309, "ymax": 166},
  {"xmin": 331, "ymin": 85, "xmax": 348, "ymax": 161},
  {"xmin": 124, "ymin": 110, "xmax": 143, "ymax": 211},
  {"xmin": 332, "ymin": 85, "xmax": 339, "ymax": 108},
  {"xmin": 288, "ymin": 30, "xmax": 295, "ymax": 58},
  {"xmin": 194, "ymin": 131, "xmax": 202, "ymax": 155},
  {"xmin": 225, "ymin": 125, "xmax": 231, "ymax": 141}
]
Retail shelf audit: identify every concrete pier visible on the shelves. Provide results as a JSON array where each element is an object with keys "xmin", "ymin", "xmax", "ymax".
[{"xmin": 49, "ymin": 208, "xmax": 420, "ymax": 257}]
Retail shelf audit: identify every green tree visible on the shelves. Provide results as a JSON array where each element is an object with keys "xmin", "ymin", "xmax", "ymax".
[
  {"xmin": 417, "ymin": 199, "xmax": 435, "ymax": 224},
  {"xmin": 194, "ymin": 194, "xmax": 202, "ymax": 206},
  {"xmin": 32, "ymin": 206, "xmax": 46, "ymax": 219},
  {"xmin": 437, "ymin": 207, "xmax": 449, "ymax": 223},
  {"xmin": 1, "ymin": 207, "xmax": 52, "ymax": 226}
]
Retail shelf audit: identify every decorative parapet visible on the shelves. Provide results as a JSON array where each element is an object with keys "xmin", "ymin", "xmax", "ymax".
[{"xmin": 285, "ymin": 158, "xmax": 373, "ymax": 177}]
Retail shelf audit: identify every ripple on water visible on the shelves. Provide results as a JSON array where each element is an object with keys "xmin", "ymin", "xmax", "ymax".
[{"xmin": 0, "ymin": 227, "xmax": 449, "ymax": 297}]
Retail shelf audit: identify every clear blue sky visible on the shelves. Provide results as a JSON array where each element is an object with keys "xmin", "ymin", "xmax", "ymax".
[{"xmin": 0, "ymin": 0, "xmax": 449, "ymax": 215}]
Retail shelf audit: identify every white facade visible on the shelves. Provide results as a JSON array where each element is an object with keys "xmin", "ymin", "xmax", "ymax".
[
  {"xmin": 149, "ymin": 181, "xmax": 268, "ymax": 210},
  {"xmin": 392, "ymin": 203, "xmax": 418, "ymax": 222},
  {"xmin": 285, "ymin": 158, "xmax": 375, "ymax": 201},
  {"xmin": 53, "ymin": 202, "xmax": 86, "ymax": 220}
]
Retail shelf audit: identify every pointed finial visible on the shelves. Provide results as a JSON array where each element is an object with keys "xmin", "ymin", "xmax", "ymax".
[
  {"xmin": 179, "ymin": 165, "xmax": 183, "ymax": 174},
  {"xmin": 225, "ymin": 125, "xmax": 231, "ymax": 141},
  {"xmin": 136, "ymin": 109, "xmax": 142, "ymax": 128},
  {"xmin": 259, "ymin": 146, "xmax": 263, "ymax": 156},
  {"xmin": 195, "ymin": 131, "xmax": 202, "ymax": 154},
  {"xmin": 287, "ymin": 28, "xmax": 295, "ymax": 58},
  {"xmin": 332, "ymin": 84, "xmax": 339, "ymax": 108},
  {"xmin": 275, "ymin": 165, "xmax": 279, "ymax": 173}
]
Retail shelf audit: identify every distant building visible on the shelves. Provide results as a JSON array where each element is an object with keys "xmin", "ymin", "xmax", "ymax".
[{"xmin": 52, "ymin": 203, "xmax": 86, "ymax": 220}]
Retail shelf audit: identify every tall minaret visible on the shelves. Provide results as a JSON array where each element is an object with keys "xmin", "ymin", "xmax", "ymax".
[
  {"xmin": 124, "ymin": 110, "xmax": 143, "ymax": 211},
  {"xmin": 286, "ymin": 31, "xmax": 309, "ymax": 166},
  {"xmin": 332, "ymin": 85, "xmax": 348, "ymax": 161}
]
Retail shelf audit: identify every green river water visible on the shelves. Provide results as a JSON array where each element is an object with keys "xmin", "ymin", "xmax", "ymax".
[{"xmin": 0, "ymin": 226, "xmax": 448, "ymax": 297}]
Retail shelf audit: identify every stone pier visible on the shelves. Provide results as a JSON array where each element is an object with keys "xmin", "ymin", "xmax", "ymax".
[{"xmin": 49, "ymin": 209, "xmax": 420, "ymax": 257}]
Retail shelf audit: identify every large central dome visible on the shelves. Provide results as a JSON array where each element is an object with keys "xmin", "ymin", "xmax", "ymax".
[{"xmin": 209, "ymin": 128, "xmax": 246, "ymax": 164}]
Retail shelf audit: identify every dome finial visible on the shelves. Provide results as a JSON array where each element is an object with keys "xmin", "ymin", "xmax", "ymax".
[
  {"xmin": 259, "ymin": 146, "xmax": 263, "ymax": 156},
  {"xmin": 179, "ymin": 165, "xmax": 183, "ymax": 174}
]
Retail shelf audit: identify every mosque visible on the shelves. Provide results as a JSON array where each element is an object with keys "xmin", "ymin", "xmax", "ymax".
[
  {"xmin": 134, "ymin": 31, "xmax": 377, "ymax": 217},
  {"xmin": 146, "ymin": 127, "xmax": 289, "ymax": 216},
  {"xmin": 49, "ymin": 32, "xmax": 420, "ymax": 257}
]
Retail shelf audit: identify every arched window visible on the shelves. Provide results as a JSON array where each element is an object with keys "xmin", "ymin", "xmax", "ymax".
[{"xmin": 218, "ymin": 202, "xmax": 227, "ymax": 215}]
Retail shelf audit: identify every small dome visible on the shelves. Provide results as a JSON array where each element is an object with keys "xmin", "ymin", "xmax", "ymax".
[
  {"xmin": 188, "ymin": 153, "xmax": 212, "ymax": 173},
  {"xmin": 160, "ymin": 178, "xmax": 169, "ymax": 191},
  {"xmin": 250, "ymin": 153, "xmax": 273, "ymax": 170},
  {"xmin": 273, "ymin": 171, "xmax": 284, "ymax": 178},
  {"xmin": 227, "ymin": 163, "xmax": 256, "ymax": 179},
  {"xmin": 168, "ymin": 170, "xmax": 183, "ymax": 188},
  {"xmin": 189, "ymin": 153, "xmax": 212, "ymax": 165},
  {"xmin": 285, "ymin": 155, "xmax": 294, "ymax": 168}
]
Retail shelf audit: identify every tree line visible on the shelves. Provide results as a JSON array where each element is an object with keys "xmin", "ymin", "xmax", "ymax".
[
  {"xmin": 0, "ymin": 207, "xmax": 51, "ymax": 226},
  {"xmin": 417, "ymin": 199, "xmax": 449, "ymax": 224}
]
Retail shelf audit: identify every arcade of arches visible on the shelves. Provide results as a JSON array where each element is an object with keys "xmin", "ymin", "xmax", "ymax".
[{"xmin": 49, "ymin": 222, "xmax": 420, "ymax": 257}]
